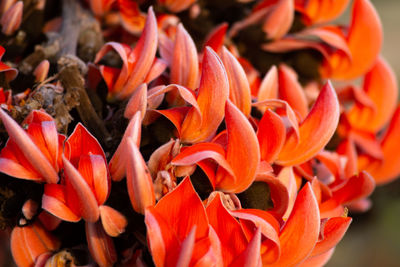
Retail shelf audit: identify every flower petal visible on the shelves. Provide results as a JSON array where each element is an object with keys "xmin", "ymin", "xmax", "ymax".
[
  {"xmin": 322, "ymin": 0, "xmax": 382, "ymax": 80},
  {"xmin": 277, "ymin": 82, "xmax": 339, "ymax": 166},
  {"xmin": 215, "ymin": 100, "xmax": 260, "ymax": 193},
  {"xmin": 63, "ymin": 155, "xmax": 100, "ymax": 222},
  {"xmin": 347, "ymin": 57, "xmax": 398, "ymax": 132},
  {"xmin": 171, "ymin": 24, "xmax": 199, "ymax": 90},
  {"xmin": 206, "ymin": 193, "xmax": 248, "ymax": 266},
  {"xmin": 221, "ymin": 47, "xmax": 251, "ymax": 117},
  {"xmin": 126, "ymin": 138, "xmax": 156, "ymax": 214},
  {"xmin": 99, "ymin": 205, "xmax": 127, "ymax": 237},
  {"xmin": 310, "ymin": 217, "xmax": 351, "ymax": 257},
  {"xmin": 180, "ymin": 47, "xmax": 229, "ymax": 143},
  {"xmin": 110, "ymin": 111, "xmax": 142, "ymax": 181},
  {"xmin": 117, "ymin": 7, "xmax": 158, "ymax": 99},
  {"xmin": 257, "ymin": 109, "xmax": 286, "ymax": 163},
  {"xmin": 269, "ymin": 183, "xmax": 320, "ymax": 267},
  {"xmin": 155, "ymin": 176, "xmax": 209, "ymax": 241},
  {"xmin": 0, "ymin": 109, "xmax": 58, "ymax": 184},
  {"xmin": 86, "ymin": 221, "xmax": 117, "ymax": 267}
]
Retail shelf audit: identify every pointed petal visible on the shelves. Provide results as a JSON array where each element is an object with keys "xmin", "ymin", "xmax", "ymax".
[
  {"xmin": 311, "ymin": 217, "xmax": 351, "ymax": 257},
  {"xmin": 172, "ymin": 142, "xmax": 235, "ymax": 178},
  {"xmin": 33, "ymin": 59, "xmax": 50, "ymax": 82},
  {"xmin": 124, "ymin": 83, "xmax": 147, "ymax": 119},
  {"xmin": 95, "ymin": 42, "xmax": 131, "ymax": 94},
  {"xmin": 363, "ymin": 106, "xmax": 400, "ymax": 183},
  {"xmin": 216, "ymin": 101, "xmax": 260, "ymax": 193},
  {"xmin": 63, "ymin": 155, "xmax": 99, "ymax": 222},
  {"xmin": 278, "ymin": 64, "xmax": 308, "ymax": 120},
  {"xmin": 277, "ymin": 82, "xmax": 339, "ymax": 166},
  {"xmin": 66, "ymin": 123, "xmax": 106, "ymax": 165},
  {"xmin": 86, "ymin": 221, "xmax": 117, "ymax": 267},
  {"xmin": 126, "ymin": 138, "xmax": 155, "ymax": 214},
  {"xmin": 262, "ymin": 0, "xmax": 294, "ymax": 40},
  {"xmin": 331, "ymin": 171, "xmax": 375, "ymax": 205},
  {"xmin": 110, "ymin": 111, "xmax": 142, "ymax": 181},
  {"xmin": 230, "ymin": 227, "xmax": 262, "ymax": 267},
  {"xmin": 171, "ymin": 24, "xmax": 199, "ymax": 90},
  {"xmin": 176, "ymin": 226, "xmax": 196, "ymax": 267},
  {"xmin": 269, "ymin": 183, "xmax": 320, "ymax": 267},
  {"xmin": 206, "ymin": 193, "xmax": 248, "ymax": 266},
  {"xmin": 99, "ymin": 205, "xmax": 127, "ymax": 237},
  {"xmin": 118, "ymin": 0, "xmax": 146, "ymax": 34},
  {"xmin": 231, "ymin": 209, "xmax": 280, "ymax": 263},
  {"xmin": 348, "ymin": 57, "xmax": 398, "ymax": 132},
  {"xmin": 221, "ymin": 47, "xmax": 252, "ymax": 117},
  {"xmin": 117, "ymin": 7, "xmax": 158, "ymax": 99},
  {"xmin": 78, "ymin": 154, "xmax": 109, "ymax": 205},
  {"xmin": 180, "ymin": 47, "xmax": 229, "ymax": 143},
  {"xmin": 257, "ymin": 66, "xmax": 278, "ymax": 111},
  {"xmin": 22, "ymin": 199, "xmax": 38, "ymax": 220},
  {"xmin": 322, "ymin": 0, "xmax": 382, "ymax": 80},
  {"xmin": 0, "ymin": 1, "xmax": 23, "ymax": 35},
  {"xmin": 257, "ymin": 109, "xmax": 286, "ymax": 163},
  {"xmin": 42, "ymin": 184, "xmax": 81, "ymax": 222},
  {"xmin": 296, "ymin": 0, "xmax": 350, "ymax": 25},
  {"xmin": 203, "ymin": 23, "xmax": 228, "ymax": 53},
  {"xmin": 0, "ymin": 109, "xmax": 58, "ymax": 183},
  {"xmin": 145, "ymin": 207, "xmax": 179, "ymax": 267},
  {"xmin": 144, "ymin": 57, "xmax": 168, "ymax": 83},
  {"xmin": 156, "ymin": 177, "xmax": 209, "ymax": 241}
]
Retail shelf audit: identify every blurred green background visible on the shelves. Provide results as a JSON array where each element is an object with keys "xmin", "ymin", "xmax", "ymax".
[{"xmin": 327, "ymin": 0, "xmax": 400, "ymax": 266}]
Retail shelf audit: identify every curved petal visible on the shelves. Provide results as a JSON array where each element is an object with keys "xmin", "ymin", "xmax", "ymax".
[
  {"xmin": 42, "ymin": 184, "xmax": 81, "ymax": 222},
  {"xmin": 262, "ymin": 0, "xmax": 294, "ymax": 40},
  {"xmin": 278, "ymin": 64, "xmax": 308, "ymax": 120},
  {"xmin": 172, "ymin": 142, "xmax": 235, "ymax": 178},
  {"xmin": 126, "ymin": 138, "xmax": 156, "ymax": 214},
  {"xmin": 11, "ymin": 222, "xmax": 60, "ymax": 267},
  {"xmin": 63, "ymin": 156, "xmax": 100, "ymax": 222},
  {"xmin": 331, "ymin": 171, "xmax": 375, "ymax": 205},
  {"xmin": 203, "ymin": 23, "xmax": 228, "ymax": 53},
  {"xmin": 364, "ymin": 106, "xmax": 400, "ymax": 183},
  {"xmin": 0, "ymin": 109, "xmax": 58, "ymax": 184},
  {"xmin": 118, "ymin": 0, "xmax": 146, "ymax": 34},
  {"xmin": 221, "ymin": 47, "xmax": 252, "ymax": 117},
  {"xmin": 180, "ymin": 47, "xmax": 229, "ymax": 143},
  {"xmin": 268, "ymin": 183, "xmax": 320, "ymax": 267},
  {"xmin": 124, "ymin": 83, "xmax": 147, "ymax": 119},
  {"xmin": 277, "ymin": 82, "xmax": 339, "ymax": 166},
  {"xmin": 66, "ymin": 123, "xmax": 106, "ymax": 165},
  {"xmin": 171, "ymin": 24, "xmax": 199, "ymax": 90},
  {"xmin": 155, "ymin": 177, "xmax": 209, "ymax": 240},
  {"xmin": 257, "ymin": 66, "xmax": 278, "ymax": 112},
  {"xmin": 310, "ymin": 217, "xmax": 351, "ymax": 257},
  {"xmin": 109, "ymin": 111, "xmax": 142, "ymax": 181},
  {"xmin": 257, "ymin": 109, "xmax": 286, "ymax": 163},
  {"xmin": 86, "ymin": 221, "xmax": 117, "ymax": 267},
  {"xmin": 347, "ymin": 57, "xmax": 398, "ymax": 132},
  {"xmin": 206, "ymin": 193, "xmax": 248, "ymax": 266},
  {"xmin": 99, "ymin": 205, "xmax": 127, "ymax": 237},
  {"xmin": 230, "ymin": 227, "xmax": 262, "ymax": 267},
  {"xmin": 78, "ymin": 154, "xmax": 109, "ymax": 205},
  {"xmin": 215, "ymin": 101, "xmax": 260, "ymax": 193},
  {"xmin": 322, "ymin": 0, "xmax": 382, "ymax": 80},
  {"xmin": 117, "ymin": 7, "xmax": 158, "ymax": 99}
]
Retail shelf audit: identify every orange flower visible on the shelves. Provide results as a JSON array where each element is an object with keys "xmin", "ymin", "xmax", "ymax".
[{"xmin": 172, "ymin": 100, "xmax": 260, "ymax": 193}]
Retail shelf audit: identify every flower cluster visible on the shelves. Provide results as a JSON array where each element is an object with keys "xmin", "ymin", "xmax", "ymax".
[{"xmin": 0, "ymin": 0, "xmax": 398, "ymax": 266}]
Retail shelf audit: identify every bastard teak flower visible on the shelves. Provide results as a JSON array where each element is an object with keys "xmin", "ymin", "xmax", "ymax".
[{"xmin": 0, "ymin": 0, "xmax": 398, "ymax": 266}]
